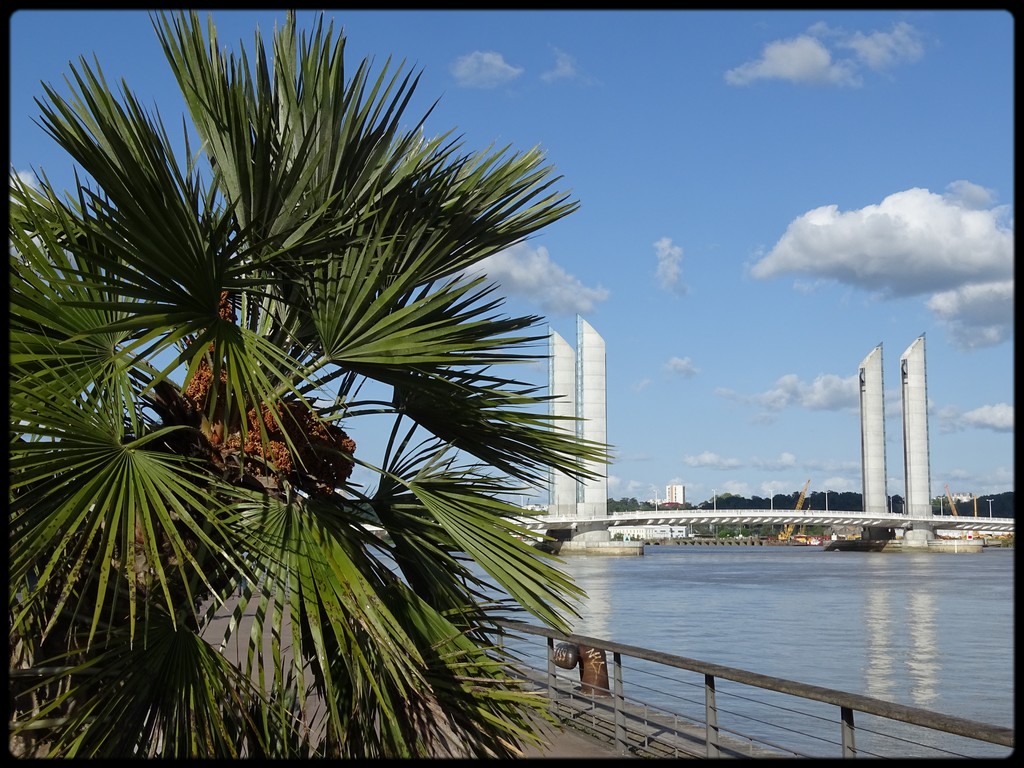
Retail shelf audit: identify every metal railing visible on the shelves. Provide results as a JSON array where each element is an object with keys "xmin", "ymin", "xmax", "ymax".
[{"xmin": 498, "ymin": 620, "xmax": 1015, "ymax": 759}]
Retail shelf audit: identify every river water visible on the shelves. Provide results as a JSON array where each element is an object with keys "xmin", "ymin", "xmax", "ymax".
[{"xmin": 536, "ymin": 544, "xmax": 1014, "ymax": 757}]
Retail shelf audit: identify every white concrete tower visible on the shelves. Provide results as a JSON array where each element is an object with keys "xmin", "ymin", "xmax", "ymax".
[
  {"xmin": 858, "ymin": 344, "xmax": 888, "ymax": 516},
  {"xmin": 576, "ymin": 316, "xmax": 608, "ymax": 520},
  {"xmin": 548, "ymin": 329, "xmax": 578, "ymax": 518},
  {"xmin": 900, "ymin": 335, "xmax": 931, "ymax": 517},
  {"xmin": 665, "ymin": 484, "xmax": 686, "ymax": 505}
]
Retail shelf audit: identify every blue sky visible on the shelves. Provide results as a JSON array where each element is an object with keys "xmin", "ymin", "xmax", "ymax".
[{"xmin": 9, "ymin": 10, "xmax": 1014, "ymax": 508}]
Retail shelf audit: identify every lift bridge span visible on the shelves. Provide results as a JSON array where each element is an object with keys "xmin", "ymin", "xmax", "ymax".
[{"xmin": 514, "ymin": 509, "xmax": 1015, "ymax": 535}]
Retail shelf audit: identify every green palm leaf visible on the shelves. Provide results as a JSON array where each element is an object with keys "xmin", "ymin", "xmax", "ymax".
[{"xmin": 10, "ymin": 9, "xmax": 604, "ymax": 758}]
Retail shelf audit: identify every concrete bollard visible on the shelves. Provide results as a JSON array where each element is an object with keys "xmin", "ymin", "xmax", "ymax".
[
  {"xmin": 553, "ymin": 642, "xmax": 609, "ymax": 697},
  {"xmin": 578, "ymin": 645, "xmax": 610, "ymax": 696}
]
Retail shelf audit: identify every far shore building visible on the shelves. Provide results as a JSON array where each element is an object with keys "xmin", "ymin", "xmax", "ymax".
[
  {"xmin": 609, "ymin": 525, "xmax": 690, "ymax": 541},
  {"xmin": 665, "ymin": 484, "xmax": 686, "ymax": 506}
]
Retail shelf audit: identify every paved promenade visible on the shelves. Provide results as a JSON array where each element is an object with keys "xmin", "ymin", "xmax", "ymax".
[{"xmin": 519, "ymin": 716, "xmax": 629, "ymax": 759}]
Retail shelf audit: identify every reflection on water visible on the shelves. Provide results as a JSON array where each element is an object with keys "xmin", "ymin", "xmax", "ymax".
[
  {"xmin": 860, "ymin": 552, "xmax": 939, "ymax": 709},
  {"xmin": 907, "ymin": 591, "xmax": 938, "ymax": 708},
  {"xmin": 864, "ymin": 579, "xmax": 939, "ymax": 709},
  {"xmin": 864, "ymin": 584, "xmax": 893, "ymax": 701}
]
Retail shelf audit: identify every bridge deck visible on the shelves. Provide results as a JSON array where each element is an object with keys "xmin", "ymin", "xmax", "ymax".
[{"xmin": 515, "ymin": 510, "xmax": 1014, "ymax": 533}]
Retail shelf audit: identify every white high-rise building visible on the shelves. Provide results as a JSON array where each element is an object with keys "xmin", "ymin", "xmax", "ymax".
[{"xmin": 665, "ymin": 484, "xmax": 686, "ymax": 505}]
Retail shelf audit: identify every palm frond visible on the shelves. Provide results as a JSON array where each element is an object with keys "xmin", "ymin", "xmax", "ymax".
[{"xmin": 10, "ymin": 9, "xmax": 602, "ymax": 758}]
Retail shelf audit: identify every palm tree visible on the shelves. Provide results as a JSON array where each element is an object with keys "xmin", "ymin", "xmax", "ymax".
[{"xmin": 9, "ymin": 11, "xmax": 606, "ymax": 758}]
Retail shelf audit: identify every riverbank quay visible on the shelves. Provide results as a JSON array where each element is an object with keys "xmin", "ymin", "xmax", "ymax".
[
  {"xmin": 559, "ymin": 539, "xmax": 645, "ymax": 556},
  {"xmin": 639, "ymin": 536, "xmax": 1012, "ymax": 552}
]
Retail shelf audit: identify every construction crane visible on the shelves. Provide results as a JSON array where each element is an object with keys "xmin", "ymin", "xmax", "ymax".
[
  {"xmin": 779, "ymin": 479, "xmax": 812, "ymax": 541},
  {"xmin": 944, "ymin": 484, "xmax": 960, "ymax": 517},
  {"xmin": 795, "ymin": 479, "xmax": 811, "ymax": 512}
]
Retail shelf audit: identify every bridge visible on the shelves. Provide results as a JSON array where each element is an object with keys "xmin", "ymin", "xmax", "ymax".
[{"xmin": 515, "ymin": 509, "xmax": 1015, "ymax": 535}]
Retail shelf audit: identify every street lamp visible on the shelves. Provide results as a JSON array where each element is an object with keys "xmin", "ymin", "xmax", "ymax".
[
  {"xmin": 986, "ymin": 498, "xmax": 994, "ymax": 517},
  {"xmin": 824, "ymin": 490, "xmax": 829, "ymax": 512},
  {"xmin": 650, "ymin": 487, "xmax": 659, "ymax": 512},
  {"xmin": 768, "ymin": 488, "xmax": 773, "ymax": 511},
  {"xmin": 712, "ymin": 489, "xmax": 717, "ymax": 512}
]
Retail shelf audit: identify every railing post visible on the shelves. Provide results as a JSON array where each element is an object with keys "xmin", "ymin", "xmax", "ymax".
[
  {"xmin": 841, "ymin": 705, "xmax": 857, "ymax": 757},
  {"xmin": 612, "ymin": 651, "xmax": 626, "ymax": 755},
  {"xmin": 705, "ymin": 674, "xmax": 721, "ymax": 758},
  {"xmin": 546, "ymin": 637, "xmax": 556, "ymax": 701}
]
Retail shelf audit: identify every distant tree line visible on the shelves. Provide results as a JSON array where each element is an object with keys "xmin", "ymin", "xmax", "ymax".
[{"xmin": 607, "ymin": 490, "xmax": 1015, "ymax": 518}]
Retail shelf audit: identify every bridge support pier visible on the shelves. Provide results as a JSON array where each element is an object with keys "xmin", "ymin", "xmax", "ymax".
[
  {"xmin": 901, "ymin": 526, "xmax": 936, "ymax": 550},
  {"xmin": 556, "ymin": 521, "xmax": 644, "ymax": 556},
  {"xmin": 571, "ymin": 521, "xmax": 612, "ymax": 543}
]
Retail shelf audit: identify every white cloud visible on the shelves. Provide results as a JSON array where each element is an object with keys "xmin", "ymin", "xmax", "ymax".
[
  {"xmin": 752, "ymin": 375, "xmax": 800, "ymax": 411},
  {"xmin": 725, "ymin": 21, "xmax": 923, "ymax": 87},
  {"xmin": 960, "ymin": 403, "xmax": 1014, "ymax": 432},
  {"xmin": 720, "ymin": 481, "xmax": 751, "ymax": 497},
  {"xmin": 751, "ymin": 452, "xmax": 798, "ymax": 471},
  {"xmin": 450, "ymin": 51, "xmax": 524, "ymax": 88},
  {"xmin": 624, "ymin": 478, "xmax": 652, "ymax": 496},
  {"xmin": 933, "ymin": 404, "xmax": 962, "ymax": 435},
  {"xmin": 725, "ymin": 33, "xmax": 860, "ymax": 87},
  {"xmin": 653, "ymin": 236, "xmax": 688, "ymax": 295},
  {"xmin": 541, "ymin": 48, "xmax": 579, "ymax": 83},
  {"xmin": 801, "ymin": 374, "xmax": 861, "ymax": 410},
  {"xmin": 926, "ymin": 280, "xmax": 1014, "ymax": 350},
  {"xmin": 816, "ymin": 476, "xmax": 860, "ymax": 493},
  {"xmin": 838, "ymin": 21, "xmax": 924, "ymax": 71},
  {"xmin": 751, "ymin": 373, "xmax": 859, "ymax": 412},
  {"xmin": 474, "ymin": 242, "xmax": 609, "ymax": 314},
  {"xmin": 751, "ymin": 185, "xmax": 1012, "ymax": 293},
  {"xmin": 943, "ymin": 180, "xmax": 997, "ymax": 210},
  {"xmin": 683, "ymin": 451, "xmax": 743, "ymax": 469},
  {"xmin": 14, "ymin": 169, "xmax": 38, "ymax": 189},
  {"xmin": 664, "ymin": 356, "xmax": 698, "ymax": 377},
  {"xmin": 750, "ymin": 183, "xmax": 1014, "ymax": 348},
  {"xmin": 930, "ymin": 400, "xmax": 1013, "ymax": 435}
]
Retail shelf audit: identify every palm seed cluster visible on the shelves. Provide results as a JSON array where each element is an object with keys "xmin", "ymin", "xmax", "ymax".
[{"xmin": 182, "ymin": 292, "xmax": 357, "ymax": 494}]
